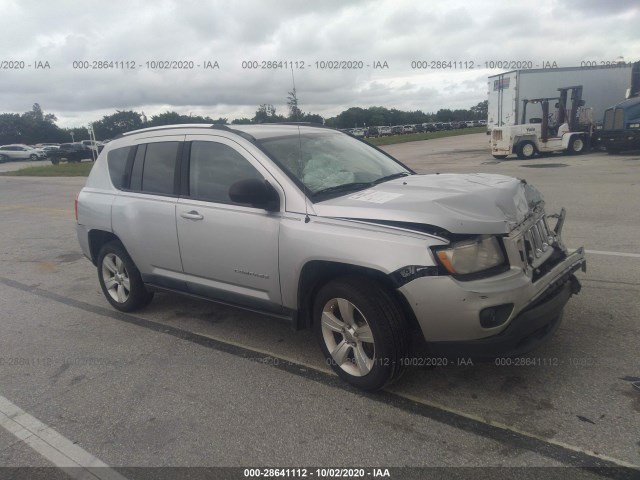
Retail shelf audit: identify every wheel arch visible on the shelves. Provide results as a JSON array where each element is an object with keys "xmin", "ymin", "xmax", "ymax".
[
  {"xmin": 88, "ymin": 229, "xmax": 121, "ymax": 266},
  {"xmin": 295, "ymin": 260, "xmax": 422, "ymax": 339},
  {"xmin": 514, "ymin": 135, "xmax": 538, "ymax": 149}
]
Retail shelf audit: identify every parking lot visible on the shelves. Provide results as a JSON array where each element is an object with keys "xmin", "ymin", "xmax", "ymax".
[{"xmin": 0, "ymin": 133, "xmax": 638, "ymax": 477}]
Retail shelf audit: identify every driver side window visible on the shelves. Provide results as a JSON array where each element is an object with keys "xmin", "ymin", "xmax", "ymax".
[{"xmin": 189, "ymin": 141, "xmax": 263, "ymax": 204}]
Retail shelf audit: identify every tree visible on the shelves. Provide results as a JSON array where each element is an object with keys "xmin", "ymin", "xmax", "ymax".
[
  {"xmin": 470, "ymin": 100, "xmax": 488, "ymax": 120},
  {"xmin": 253, "ymin": 104, "xmax": 285, "ymax": 123},
  {"xmin": 148, "ymin": 111, "xmax": 183, "ymax": 126},
  {"xmin": 92, "ymin": 110, "xmax": 144, "ymax": 139},
  {"xmin": 231, "ymin": 118, "xmax": 253, "ymax": 124},
  {"xmin": 22, "ymin": 103, "xmax": 57, "ymax": 124},
  {"xmin": 287, "ymin": 88, "xmax": 303, "ymax": 120}
]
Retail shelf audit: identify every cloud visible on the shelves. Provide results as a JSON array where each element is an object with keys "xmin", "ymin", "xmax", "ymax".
[{"xmin": 0, "ymin": 0, "xmax": 638, "ymax": 127}]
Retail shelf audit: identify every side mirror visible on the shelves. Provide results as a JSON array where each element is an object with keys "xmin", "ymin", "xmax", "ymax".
[{"xmin": 229, "ymin": 178, "xmax": 280, "ymax": 211}]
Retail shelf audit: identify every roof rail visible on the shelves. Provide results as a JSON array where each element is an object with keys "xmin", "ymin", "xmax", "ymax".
[
  {"xmin": 114, "ymin": 123, "xmax": 220, "ymax": 139},
  {"xmin": 258, "ymin": 122, "xmax": 331, "ymax": 129}
]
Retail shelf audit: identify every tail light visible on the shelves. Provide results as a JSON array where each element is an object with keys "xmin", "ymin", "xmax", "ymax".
[{"xmin": 74, "ymin": 192, "xmax": 79, "ymax": 221}]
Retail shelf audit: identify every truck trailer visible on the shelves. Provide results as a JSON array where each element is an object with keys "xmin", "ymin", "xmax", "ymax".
[{"xmin": 487, "ymin": 63, "xmax": 640, "ymax": 132}]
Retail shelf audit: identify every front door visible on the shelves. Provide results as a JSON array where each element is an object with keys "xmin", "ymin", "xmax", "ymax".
[{"xmin": 176, "ymin": 136, "xmax": 283, "ymax": 313}]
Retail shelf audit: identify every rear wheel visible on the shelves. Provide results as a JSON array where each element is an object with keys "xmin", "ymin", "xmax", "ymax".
[
  {"xmin": 97, "ymin": 241, "xmax": 154, "ymax": 312},
  {"xmin": 0, "ymin": 154, "xmax": 8, "ymax": 163},
  {"xmin": 568, "ymin": 135, "xmax": 586, "ymax": 155},
  {"xmin": 30, "ymin": 154, "xmax": 38, "ymax": 161},
  {"xmin": 314, "ymin": 276, "xmax": 408, "ymax": 391},
  {"xmin": 51, "ymin": 157, "xmax": 60, "ymax": 165},
  {"xmin": 516, "ymin": 140, "xmax": 536, "ymax": 159}
]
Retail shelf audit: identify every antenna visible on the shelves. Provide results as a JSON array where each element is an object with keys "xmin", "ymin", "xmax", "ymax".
[{"xmin": 290, "ymin": 66, "xmax": 310, "ymax": 223}]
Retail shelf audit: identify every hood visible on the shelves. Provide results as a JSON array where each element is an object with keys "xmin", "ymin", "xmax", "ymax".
[{"xmin": 313, "ymin": 173, "xmax": 543, "ymax": 235}]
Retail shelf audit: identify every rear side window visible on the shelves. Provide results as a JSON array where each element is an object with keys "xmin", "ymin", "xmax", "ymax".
[
  {"xmin": 107, "ymin": 146, "xmax": 132, "ymax": 189},
  {"xmin": 188, "ymin": 141, "xmax": 263, "ymax": 204},
  {"xmin": 129, "ymin": 142, "xmax": 180, "ymax": 195}
]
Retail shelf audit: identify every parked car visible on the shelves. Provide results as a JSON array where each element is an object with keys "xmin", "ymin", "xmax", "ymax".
[
  {"xmin": 366, "ymin": 126, "xmax": 380, "ymax": 138},
  {"xmin": 40, "ymin": 145, "xmax": 60, "ymax": 157},
  {"xmin": 414, "ymin": 124, "xmax": 426, "ymax": 133},
  {"xmin": 49, "ymin": 143, "xmax": 96, "ymax": 164},
  {"xmin": 0, "ymin": 144, "xmax": 46, "ymax": 162},
  {"xmin": 423, "ymin": 123, "xmax": 437, "ymax": 132},
  {"xmin": 81, "ymin": 139, "xmax": 105, "ymax": 153},
  {"xmin": 351, "ymin": 129, "xmax": 365, "ymax": 138},
  {"xmin": 391, "ymin": 125, "xmax": 404, "ymax": 135},
  {"xmin": 403, "ymin": 125, "xmax": 415, "ymax": 134},
  {"xmin": 378, "ymin": 126, "xmax": 392, "ymax": 136},
  {"xmin": 76, "ymin": 123, "xmax": 586, "ymax": 391}
]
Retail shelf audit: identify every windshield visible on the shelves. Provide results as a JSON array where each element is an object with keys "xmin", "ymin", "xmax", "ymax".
[{"xmin": 256, "ymin": 131, "xmax": 410, "ymax": 197}]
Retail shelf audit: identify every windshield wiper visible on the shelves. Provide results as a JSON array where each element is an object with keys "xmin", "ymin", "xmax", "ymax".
[
  {"xmin": 313, "ymin": 182, "xmax": 373, "ymax": 196},
  {"xmin": 373, "ymin": 172, "xmax": 412, "ymax": 185}
]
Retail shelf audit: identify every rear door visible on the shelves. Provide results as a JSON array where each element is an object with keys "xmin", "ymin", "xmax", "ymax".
[
  {"xmin": 176, "ymin": 135, "xmax": 283, "ymax": 312},
  {"xmin": 111, "ymin": 136, "xmax": 185, "ymax": 290}
]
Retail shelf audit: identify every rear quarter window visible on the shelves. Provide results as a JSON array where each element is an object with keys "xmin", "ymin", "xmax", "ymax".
[{"xmin": 107, "ymin": 146, "xmax": 132, "ymax": 189}]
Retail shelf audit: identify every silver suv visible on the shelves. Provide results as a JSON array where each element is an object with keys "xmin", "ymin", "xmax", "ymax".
[{"xmin": 76, "ymin": 124, "xmax": 586, "ymax": 391}]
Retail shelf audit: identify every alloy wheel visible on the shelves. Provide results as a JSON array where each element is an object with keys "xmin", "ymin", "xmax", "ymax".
[
  {"xmin": 321, "ymin": 298, "xmax": 375, "ymax": 376},
  {"xmin": 101, "ymin": 253, "xmax": 130, "ymax": 303}
]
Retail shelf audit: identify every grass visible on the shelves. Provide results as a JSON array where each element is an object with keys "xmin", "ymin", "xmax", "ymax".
[
  {"xmin": 1, "ymin": 161, "xmax": 94, "ymax": 177},
  {"xmin": 366, "ymin": 127, "xmax": 486, "ymax": 146}
]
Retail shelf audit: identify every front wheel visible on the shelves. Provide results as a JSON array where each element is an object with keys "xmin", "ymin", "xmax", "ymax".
[
  {"xmin": 568, "ymin": 135, "xmax": 586, "ymax": 155},
  {"xmin": 30, "ymin": 154, "xmax": 38, "ymax": 161},
  {"xmin": 516, "ymin": 140, "xmax": 536, "ymax": 159},
  {"xmin": 314, "ymin": 277, "xmax": 408, "ymax": 391},
  {"xmin": 97, "ymin": 241, "xmax": 154, "ymax": 312},
  {"xmin": 51, "ymin": 158, "xmax": 60, "ymax": 165}
]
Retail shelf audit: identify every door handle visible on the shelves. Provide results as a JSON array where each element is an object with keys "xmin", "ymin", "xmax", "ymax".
[{"xmin": 180, "ymin": 210, "xmax": 204, "ymax": 221}]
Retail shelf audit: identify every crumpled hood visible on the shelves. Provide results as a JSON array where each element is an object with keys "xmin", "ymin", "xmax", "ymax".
[{"xmin": 313, "ymin": 173, "xmax": 543, "ymax": 234}]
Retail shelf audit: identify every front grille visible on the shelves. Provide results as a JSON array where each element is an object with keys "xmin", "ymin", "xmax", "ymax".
[{"xmin": 519, "ymin": 216, "xmax": 555, "ymax": 269}]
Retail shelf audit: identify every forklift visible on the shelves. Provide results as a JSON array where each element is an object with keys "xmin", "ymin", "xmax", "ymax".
[{"xmin": 491, "ymin": 86, "xmax": 593, "ymax": 159}]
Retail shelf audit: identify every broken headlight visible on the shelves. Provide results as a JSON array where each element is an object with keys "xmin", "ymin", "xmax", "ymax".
[{"xmin": 433, "ymin": 235, "xmax": 506, "ymax": 275}]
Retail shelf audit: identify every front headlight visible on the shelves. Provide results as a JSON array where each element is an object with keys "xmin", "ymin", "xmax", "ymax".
[{"xmin": 433, "ymin": 235, "xmax": 505, "ymax": 275}]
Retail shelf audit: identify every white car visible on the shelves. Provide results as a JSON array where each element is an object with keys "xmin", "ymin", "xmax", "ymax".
[{"xmin": 0, "ymin": 144, "xmax": 47, "ymax": 162}]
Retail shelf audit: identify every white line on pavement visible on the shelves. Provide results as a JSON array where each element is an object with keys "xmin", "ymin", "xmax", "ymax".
[
  {"xmin": 584, "ymin": 249, "xmax": 640, "ymax": 258},
  {"xmin": 0, "ymin": 394, "xmax": 127, "ymax": 480}
]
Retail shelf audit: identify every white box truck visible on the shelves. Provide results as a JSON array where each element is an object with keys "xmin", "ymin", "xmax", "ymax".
[{"xmin": 487, "ymin": 63, "xmax": 640, "ymax": 131}]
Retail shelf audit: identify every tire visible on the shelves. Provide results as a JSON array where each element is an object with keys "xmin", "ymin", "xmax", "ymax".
[
  {"xmin": 30, "ymin": 154, "xmax": 38, "ymax": 161},
  {"xmin": 51, "ymin": 158, "xmax": 60, "ymax": 165},
  {"xmin": 313, "ymin": 276, "xmax": 408, "ymax": 391},
  {"xmin": 568, "ymin": 135, "xmax": 586, "ymax": 155},
  {"xmin": 0, "ymin": 154, "xmax": 8, "ymax": 163},
  {"xmin": 516, "ymin": 140, "xmax": 536, "ymax": 159},
  {"xmin": 492, "ymin": 155, "xmax": 507, "ymax": 159},
  {"xmin": 97, "ymin": 241, "xmax": 154, "ymax": 312},
  {"xmin": 606, "ymin": 148, "xmax": 620, "ymax": 155}
]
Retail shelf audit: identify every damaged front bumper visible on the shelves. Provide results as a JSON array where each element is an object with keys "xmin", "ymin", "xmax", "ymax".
[{"xmin": 398, "ymin": 208, "xmax": 586, "ymax": 357}]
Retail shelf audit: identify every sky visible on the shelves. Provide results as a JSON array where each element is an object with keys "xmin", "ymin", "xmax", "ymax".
[{"xmin": 1, "ymin": 0, "xmax": 638, "ymax": 128}]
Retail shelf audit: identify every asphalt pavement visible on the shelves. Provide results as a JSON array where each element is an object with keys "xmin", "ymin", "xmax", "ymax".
[{"xmin": 0, "ymin": 134, "xmax": 638, "ymax": 479}]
